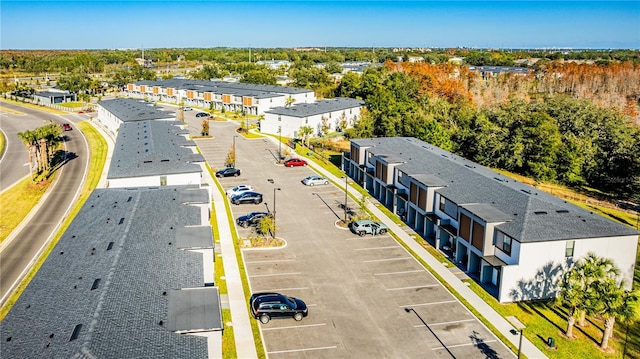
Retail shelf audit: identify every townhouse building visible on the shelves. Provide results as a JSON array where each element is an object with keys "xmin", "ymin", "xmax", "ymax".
[
  {"xmin": 262, "ymin": 98, "xmax": 365, "ymax": 138},
  {"xmin": 344, "ymin": 137, "xmax": 639, "ymax": 303},
  {"xmin": 97, "ymin": 97, "xmax": 175, "ymax": 138},
  {"xmin": 124, "ymin": 79, "xmax": 315, "ymax": 116}
]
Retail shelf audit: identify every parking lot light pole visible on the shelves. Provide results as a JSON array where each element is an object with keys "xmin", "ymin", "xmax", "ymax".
[
  {"xmin": 507, "ymin": 316, "xmax": 526, "ymax": 359},
  {"xmin": 404, "ymin": 307, "xmax": 455, "ymax": 358},
  {"xmin": 273, "ymin": 187, "xmax": 281, "ymax": 238},
  {"xmin": 342, "ymin": 175, "xmax": 348, "ymax": 223},
  {"xmin": 233, "ymin": 135, "xmax": 238, "ymax": 168}
]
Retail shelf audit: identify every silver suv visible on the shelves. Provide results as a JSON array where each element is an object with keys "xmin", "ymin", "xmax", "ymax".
[{"xmin": 349, "ymin": 219, "xmax": 388, "ymax": 236}]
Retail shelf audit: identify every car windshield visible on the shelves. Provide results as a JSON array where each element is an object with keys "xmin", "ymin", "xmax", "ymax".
[{"xmin": 284, "ymin": 296, "xmax": 296, "ymax": 308}]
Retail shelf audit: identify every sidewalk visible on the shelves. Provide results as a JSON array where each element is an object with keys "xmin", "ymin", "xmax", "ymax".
[
  {"xmin": 201, "ymin": 167, "xmax": 259, "ymax": 359},
  {"xmin": 303, "ymin": 155, "xmax": 548, "ymax": 359}
]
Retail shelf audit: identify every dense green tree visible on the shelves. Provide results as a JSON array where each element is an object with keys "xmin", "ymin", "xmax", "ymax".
[{"xmin": 240, "ymin": 68, "xmax": 277, "ymax": 85}]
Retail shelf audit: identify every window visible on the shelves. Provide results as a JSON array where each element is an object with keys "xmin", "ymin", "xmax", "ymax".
[
  {"xmin": 439, "ymin": 196, "xmax": 445, "ymax": 212},
  {"xmin": 565, "ymin": 240, "xmax": 575, "ymax": 257},
  {"xmin": 495, "ymin": 232, "xmax": 512, "ymax": 255},
  {"xmin": 503, "ymin": 236, "xmax": 512, "ymax": 254}
]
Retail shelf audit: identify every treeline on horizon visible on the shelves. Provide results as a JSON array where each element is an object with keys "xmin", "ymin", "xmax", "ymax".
[
  {"xmin": 1, "ymin": 47, "xmax": 639, "ymax": 74},
  {"xmin": 1, "ymin": 47, "xmax": 639, "ymax": 202}
]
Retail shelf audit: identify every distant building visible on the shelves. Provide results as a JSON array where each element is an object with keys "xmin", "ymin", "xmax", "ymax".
[
  {"xmin": 256, "ymin": 59, "xmax": 291, "ymax": 70},
  {"xmin": 33, "ymin": 90, "xmax": 76, "ymax": 105},
  {"xmin": 135, "ymin": 57, "xmax": 153, "ymax": 68},
  {"xmin": 468, "ymin": 66, "xmax": 531, "ymax": 79},
  {"xmin": 262, "ymin": 98, "xmax": 365, "ymax": 138}
]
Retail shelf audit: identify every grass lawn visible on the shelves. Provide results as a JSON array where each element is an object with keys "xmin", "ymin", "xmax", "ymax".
[
  {"xmin": 0, "ymin": 177, "xmax": 52, "ymax": 244},
  {"xmin": 0, "ymin": 97, "xmax": 68, "ymax": 115}
]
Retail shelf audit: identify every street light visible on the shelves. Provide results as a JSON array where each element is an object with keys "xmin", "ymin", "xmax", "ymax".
[
  {"xmin": 278, "ymin": 115, "xmax": 282, "ymax": 161},
  {"xmin": 233, "ymin": 135, "xmax": 238, "ymax": 168},
  {"xmin": 507, "ymin": 316, "xmax": 526, "ymax": 359},
  {"xmin": 273, "ymin": 187, "xmax": 281, "ymax": 238},
  {"xmin": 342, "ymin": 175, "xmax": 349, "ymax": 223},
  {"xmin": 404, "ymin": 307, "xmax": 455, "ymax": 358}
]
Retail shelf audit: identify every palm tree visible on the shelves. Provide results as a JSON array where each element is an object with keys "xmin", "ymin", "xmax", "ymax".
[
  {"xmin": 557, "ymin": 270, "xmax": 583, "ymax": 338},
  {"xmin": 576, "ymin": 253, "xmax": 620, "ymax": 327},
  {"xmin": 299, "ymin": 125, "xmax": 313, "ymax": 147},
  {"xmin": 594, "ymin": 279, "xmax": 639, "ymax": 350}
]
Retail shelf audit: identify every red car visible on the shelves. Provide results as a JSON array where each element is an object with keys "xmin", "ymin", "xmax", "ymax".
[
  {"xmin": 62, "ymin": 123, "xmax": 72, "ymax": 131},
  {"xmin": 284, "ymin": 158, "xmax": 307, "ymax": 167}
]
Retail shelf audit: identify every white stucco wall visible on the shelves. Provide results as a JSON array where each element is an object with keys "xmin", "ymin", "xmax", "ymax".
[{"xmin": 498, "ymin": 234, "xmax": 638, "ymax": 303}]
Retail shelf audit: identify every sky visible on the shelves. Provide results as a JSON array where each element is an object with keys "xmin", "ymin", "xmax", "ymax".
[{"xmin": 1, "ymin": 1, "xmax": 639, "ymax": 50}]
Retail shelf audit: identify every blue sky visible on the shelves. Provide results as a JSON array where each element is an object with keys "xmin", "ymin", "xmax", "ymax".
[{"xmin": 2, "ymin": 1, "xmax": 639, "ymax": 49}]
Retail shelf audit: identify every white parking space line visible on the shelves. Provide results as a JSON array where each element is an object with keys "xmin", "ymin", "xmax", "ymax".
[
  {"xmin": 262, "ymin": 323, "xmax": 327, "ymax": 331},
  {"xmin": 432, "ymin": 340, "xmax": 497, "ymax": 350},
  {"xmin": 245, "ymin": 259, "xmax": 296, "ymax": 264},
  {"xmin": 268, "ymin": 346, "xmax": 338, "ymax": 354},
  {"xmin": 363, "ymin": 257, "xmax": 412, "ymax": 263},
  {"xmin": 354, "ymin": 246, "xmax": 398, "ymax": 251},
  {"xmin": 346, "ymin": 236, "xmax": 390, "ymax": 241},
  {"xmin": 398, "ymin": 300, "xmax": 457, "ymax": 308},
  {"xmin": 386, "ymin": 284, "xmax": 439, "ymax": 291},
  {"xmin": 374, "ymin": 270, "xmax": 425, "ymax": 276},
  {"xmin": 249, "ymin": 272, "xmax": 302, "ymax": 278},
  {"xmin": 261, "ymin": 287, "xmax": 309, "ymax": 292}
]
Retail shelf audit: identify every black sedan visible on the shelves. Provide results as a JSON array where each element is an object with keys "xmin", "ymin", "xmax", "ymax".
[
  {"xmin": 231, "ymin": 191, "xmax": 263, "ymax": 205},
  {"xmin": 216, "ymin": 167, "xmax": 241, "ymax": 177},
  {"xmin": 236, "ymin": 212, "xmax": 269, "ymax": 227}
]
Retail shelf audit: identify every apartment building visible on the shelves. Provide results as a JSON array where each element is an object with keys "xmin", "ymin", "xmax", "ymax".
[
  {"xmin": 344, "ymin": 137, "xmax": 639, "ymax": 303},
  {"xmin": 262, "ymin": 98, "xmax": 365, "ymax": 138},
  {"xmin": 124, "ymin": 79, "xmax": 315, "ymax": 116}
]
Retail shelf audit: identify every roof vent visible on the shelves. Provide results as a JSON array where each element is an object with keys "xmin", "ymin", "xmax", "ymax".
[
  {"xmin": 534, "ymin": 211, "xmax": 548, "ymax": 215},
  {"xmin": 69, "ymin": 324, "xmax": 82, "ymax": 341},
  {"xmin": 556, "ymin": 210, "xmax": 569, "ymax": 214},
  {"xmin": 91, "ymin": 279, "xmax": 101, "ymax": 290}
]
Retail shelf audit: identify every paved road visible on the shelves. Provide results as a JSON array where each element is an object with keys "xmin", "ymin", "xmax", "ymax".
[{"xmin": 0, "ymin": 103, "xmax": 89, "ymax": 305}]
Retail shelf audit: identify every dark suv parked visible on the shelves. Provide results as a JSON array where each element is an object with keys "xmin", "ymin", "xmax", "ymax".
[{"xmin": 250, "ymin": 292, "xmax": 308, "ymax": 324}]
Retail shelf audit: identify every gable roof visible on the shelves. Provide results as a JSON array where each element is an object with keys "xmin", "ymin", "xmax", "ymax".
[
  {"xmin": 264, "ymin": 98, "xmax": 365, "ymax": 118},
  {"xmin": 107, "ymin": 120, "xmax": 202, "ymax": 179},
  {"xmin": 352, "ymin": 137, "xmax": 639, "ymax": 243},
  {"xmin": 98, "ymin": 98, "xmax": 175, "ymax": 122},
  {"xmin": 0, "ymin": 187, "xmax": 217, "ymax": 359}
]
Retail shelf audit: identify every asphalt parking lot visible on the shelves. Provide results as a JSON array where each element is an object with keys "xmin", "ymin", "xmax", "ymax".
[{"xmin": 194, "ymin": 119, "xmax": 515, "ymax": 358}]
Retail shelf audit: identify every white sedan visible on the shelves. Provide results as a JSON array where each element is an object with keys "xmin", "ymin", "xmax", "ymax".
[
  {"xmin": 226, "ymin": 184, "xmax": 254, "ymax": 197},
  {"xmin": 302, "ymin": 175, "xmax": 329, "ymax": 186}
]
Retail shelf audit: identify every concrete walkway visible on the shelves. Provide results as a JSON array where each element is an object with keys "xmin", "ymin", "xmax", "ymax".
[{"xmin": 202, "ymin": 166, "xmax": 259, "ymax": 359}]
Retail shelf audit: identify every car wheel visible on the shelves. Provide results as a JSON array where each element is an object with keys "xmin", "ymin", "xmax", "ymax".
[
  {"xmin": 379, "ymin": 229, "xmax": 387, "ymax": 235},
  {"xmin": 254, "ymin": 199, "xmax": 260, "ymax": 204},
  {"xmin": 293, "ymin": 313, "xmax": 303, "ymax": 321},
  {"xmin": 303, "ymin": 163, "xmax": 307, "ymax": 166},
  {"xmin": 358, "ymin": 231, "xmax": 366, "ymax": 237},
  {"xmin": 309, "ymin": 183, "xmax": 314, "ymax": 187},
  {"xmin": 323, "ymin": 181, "xmax": 328, "ymax": 185},
  {"xmin": 260, "ymin": 314, "xmax": 270, "ymax": 324},
  {"xmin": 234, "ymin": 172, "xmax": 239, "ymax": 177}
]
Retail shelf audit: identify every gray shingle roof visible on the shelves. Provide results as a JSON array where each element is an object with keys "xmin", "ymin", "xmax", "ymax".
[
  {"xmin": 352, "ymin": 137, "xmax": 639, "ymax": 242},
  {"xmin": 97, "ymin": 98, "xmax": 175, "ymax": 122},
  {"xmin": 134, "ymin": 78, "xmax": 311, "ymax": 97},
  {"xmin": 264, "ymin": 98, "xmax": 365, "ymax": 118},
  {"xmin": 0, "ymin": 187, "xmax": 215, "ymax": 359},
  {"xmin": 107, "ymin": 120, "xmax": 202, "ymax": 179}
]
